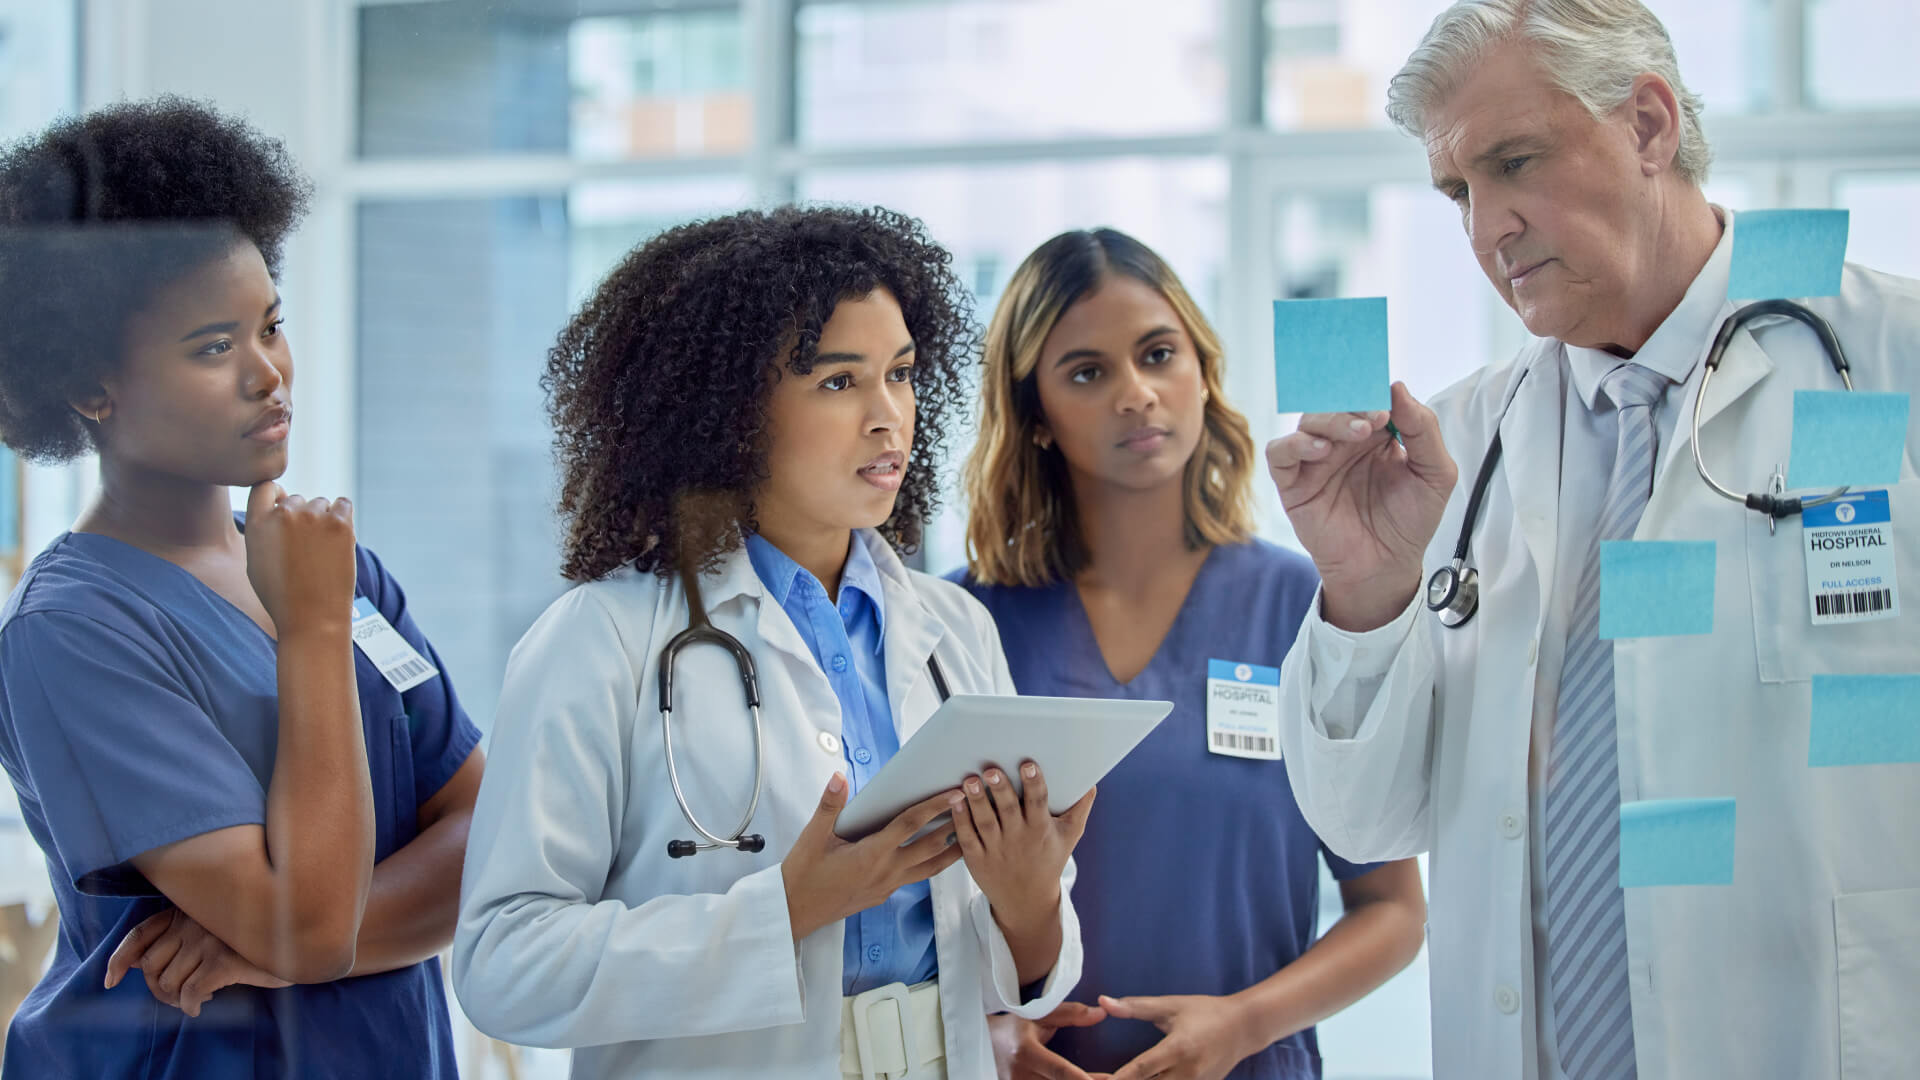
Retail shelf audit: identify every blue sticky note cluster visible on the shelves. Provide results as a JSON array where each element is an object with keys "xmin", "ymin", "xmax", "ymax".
[
  {"xmin": 1810, "ymin": 674, "xmax": 1920, "ymax": 767},
  {"xmin": 1598, "ymin": 540, "xmax": 1716, "ymax": 639},
  {"xmin": 1273, "ymin": 297, "xmax": 1390, "ymax": 414},
  {"xmin": 1787, "ymin": 390, "xmax": 1910, "ymax": 490},
  {"xmin": 1619, "ymin": 798, "xmax": 1737, "ymax": 888},
  {"xmin": 1728, "ymin": 209, "xmax": 1849, "ymax": 300}
]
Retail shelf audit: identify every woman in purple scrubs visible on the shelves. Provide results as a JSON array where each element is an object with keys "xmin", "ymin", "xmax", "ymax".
[{"xmin": 951, "ymin": 229, "xmax": 1427, "ymax": 1080}]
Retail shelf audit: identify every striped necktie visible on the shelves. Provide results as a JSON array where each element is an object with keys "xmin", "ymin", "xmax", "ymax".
[{"xmin": 1544, "ymin": 361, "xmax": 1669, "ymax": 1079}]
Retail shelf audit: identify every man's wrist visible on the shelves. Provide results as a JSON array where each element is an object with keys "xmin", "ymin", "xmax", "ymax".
[{"xmin": 1318, "ymin": 572, "xmax": 1420, "ymax": 633}]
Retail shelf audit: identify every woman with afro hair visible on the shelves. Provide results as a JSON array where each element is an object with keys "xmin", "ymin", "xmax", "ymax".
[
  {"xmin": 0, "ymin": 99, "xmax": 482, "ymax": 1077},
  {"xmin": 453, "ymin": 205, "xmax": 1089, "ymax": 1079}
]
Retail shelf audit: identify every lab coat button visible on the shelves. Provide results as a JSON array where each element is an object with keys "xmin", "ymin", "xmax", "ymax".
[
  {"xmin": 817, "ymin": 731, "xmax": 841, "ymax": 755},
  {"xmin": 1499, "ymin": 811, "xmax": 1524, "ymax": 839},
  {"xmin": 1495, "ymin": 984, "xmax": 1519, "ymax": 1014}
]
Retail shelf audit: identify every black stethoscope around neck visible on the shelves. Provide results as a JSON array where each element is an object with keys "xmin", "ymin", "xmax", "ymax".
[
  {"xmin": 658, "ymin": 562, "xmax": 952, "ymax": 858},
  {"xmin": 1426, "ymin": 299, "xmax": 1856, "ymax": 630}
]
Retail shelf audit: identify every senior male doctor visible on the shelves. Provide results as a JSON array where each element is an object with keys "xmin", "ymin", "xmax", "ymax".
[{"xmin": 1266, "ymin": 2, "xmax": 1920, "ymax": 1079}]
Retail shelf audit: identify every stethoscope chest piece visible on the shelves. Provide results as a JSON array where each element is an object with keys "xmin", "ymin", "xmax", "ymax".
[{"xmin": 1427, "ymin": 559, "xmax": 1481, "ymax": 629}]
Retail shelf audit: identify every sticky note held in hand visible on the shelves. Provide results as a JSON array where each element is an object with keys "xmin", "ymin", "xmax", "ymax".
[
  {"xmin": 1787, "ymin": 390, "xmax": 1909, "ymax": 490},
  {"xmin": 1598, "ymin": 540, "xmax": 1716, "ymax": 639},
  {"xmin": 1619, "ymin": 798, "xmax": 1736, "ymax": 888},
  {"xmin": 1728, "ymin": 209, "xmax": 1849, "ymax": 300},
  {"xmin": 1273, "ymin": 297, "xmax": 1390, "ymax": 414},
  {"xmin": 1810, "ymin": 673, "xmax": 1920, "ymax": 767}
]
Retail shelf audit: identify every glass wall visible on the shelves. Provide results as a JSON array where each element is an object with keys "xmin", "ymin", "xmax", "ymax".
[{"xmin": 2, "ymin": 0, "xmax": 1915, "ymax": 1076}]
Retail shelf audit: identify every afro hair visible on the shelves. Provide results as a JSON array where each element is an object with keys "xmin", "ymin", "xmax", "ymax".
[
  {"xmin": 545, "ymin": 204, "xmax": 979, "ymax": 582},
  {"xmin": 0, "ymin": 95, "xmax": 311, "ymax": 462}
]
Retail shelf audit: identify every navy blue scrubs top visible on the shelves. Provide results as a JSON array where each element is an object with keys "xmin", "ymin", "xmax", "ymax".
[
  {"xmin": 0, "ymin": 516, "xmax": 480, "ymax": 1079},
  {"xmin": 954, "ymin": 540, "xmax": 1383, "ymax": 1080}
]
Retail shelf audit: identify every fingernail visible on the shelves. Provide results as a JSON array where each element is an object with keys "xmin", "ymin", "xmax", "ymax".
[
  {"xmin": 949, "ymin": 793, "xmax": 965, "ymax": 808},
  {"xmin": 827, "ymin": 773, "xmax": 845, "ymax": 793},
  {"xmin": 1349, "ymin": 419, "xmax": 1369, "ymax": 434},
  {"xmin": 1374, "ymin": 410, "xmax": 1391, "ymax": 425},
  {"xmin": 1021, "ymin": 763, "xmax": 1037, "ymax": 779},
  {"xmin": 986, "ymin": 771, "xmax": 1001, "ymax": 786},
  {"xmin": 966, "ymin": 779, "xmax": 982, "ymax": 795},
  {"xmin": 1311, "ymin": 438, "xmax": 1328, "ymax": 451}
]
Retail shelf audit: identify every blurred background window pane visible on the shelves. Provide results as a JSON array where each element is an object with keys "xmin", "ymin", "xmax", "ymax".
[
  {"xmin": 1271, "ymin": 184, "xmax": 1525, "ymax": 404},
  {"xmin": 0, "ymin": 0, "xmax": 75, "ymax": 143},
  {"xmin": 354, "ymin": 178, "xmax": 747, "ymax": 732},
  {"xmin": 1265, "ymin": 0, "xmax": 1769, "ymax": 130},
  {"xmin": 797, "ymin": 0, "xmax": 1227, "ymax": 147},
  {"xmin": 1807, "ymin": 0, "xmax": 1920, "ymax": 109},
  {"xmin": 1835, "ymin": 172, "xmax": 1920, "ymax": 279},
  {"xmin": 359, "ymin": 0, "xmax": 747, "ymax": 160},
  {"xmin": 0, "ymin": 0, "xmax": 75, "ymax": 1043},
  {"xmin": 801, "ymin": 158, "xmax": 1227, "ymax": 572}
]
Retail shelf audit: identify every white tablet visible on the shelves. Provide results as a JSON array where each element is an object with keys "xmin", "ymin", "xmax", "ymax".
[{"xmin": 833, "ymin": 693, "xmax": 1171, "ymax": 841}]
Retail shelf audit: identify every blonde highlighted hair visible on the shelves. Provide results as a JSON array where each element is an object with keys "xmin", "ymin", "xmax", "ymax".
[{"xmin": 962, "ymin": 228, "xmax": 1255, "ymax": 587}]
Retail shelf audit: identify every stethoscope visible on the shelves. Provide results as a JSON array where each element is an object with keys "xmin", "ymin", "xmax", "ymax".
[
  {"xmin": 1427, "ymin": 299, "xmax": 1856, "ymax": 629},
  {"xmin": 660, "ymin": 564, "xmax": 952, "ymax": 857}
]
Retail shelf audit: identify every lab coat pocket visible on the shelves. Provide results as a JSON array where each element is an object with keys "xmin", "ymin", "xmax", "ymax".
[
  {"xmin": 1746, "ymin": 478, "xmax": 1920, "ymax": 683},
  {"xmin": 1834, "ymin": 886, "xmax": 1920, "ymax": 1078}
]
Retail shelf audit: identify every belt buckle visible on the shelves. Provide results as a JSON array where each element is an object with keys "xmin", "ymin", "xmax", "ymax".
[{"xmin": 850, "ymin": 981, "xmax": 916, "ymax": 1080}]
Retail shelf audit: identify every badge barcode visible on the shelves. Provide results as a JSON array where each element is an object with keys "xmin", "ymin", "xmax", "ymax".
[
  {"xmin": 1814, "ymin": 588, "xmax": 1893, "ymax": 617},
  {"xmin": 389, "ymin": 659, "xmax": 432, "ymax": 683},
  {"xmin": 1211, "ymin": 732, "xmax": 1275, "ymax": 753}
]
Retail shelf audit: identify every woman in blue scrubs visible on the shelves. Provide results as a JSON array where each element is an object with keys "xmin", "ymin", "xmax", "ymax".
[
  {"xmin": 0, "ymin": 99, "xmax": 482, "ymax": 1078},
  {"xmin": 952, "ymin": 229, "xmax": 1428, "ymax": 1080}
]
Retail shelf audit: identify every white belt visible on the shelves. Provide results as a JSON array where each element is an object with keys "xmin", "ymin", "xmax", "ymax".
[{"xmin": 838, "ymin": 978, "xmax": 945, "ymax": 1080}]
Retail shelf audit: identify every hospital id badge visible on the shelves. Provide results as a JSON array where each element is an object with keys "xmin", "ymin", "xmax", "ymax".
[
  {"xmin": 1802, "ymin": 490, "xmax": 1900, "ymax": 627},
  {"xmin": 351, "ymin": 597, "xmax": 438, "ymax": 692},
  {"xmin": 1206, "ymin": 658, "xmax": 1281, "ymax": 760}
]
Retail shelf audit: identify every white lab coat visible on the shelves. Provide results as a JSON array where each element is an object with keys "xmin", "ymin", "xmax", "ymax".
[
  {"xmin": 453, "ymin": 529, "xmax": 1081, "ymax": 1079},
  {"xmin": 1277, "ymin": 261, "xmax": 1920, "ymax": 1080}
]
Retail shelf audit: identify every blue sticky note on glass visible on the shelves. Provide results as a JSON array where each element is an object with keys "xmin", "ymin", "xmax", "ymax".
[
  {"xmin": 1620, "ymin": 798, "xmax": 1736, "ymax": 887},
  {"xmin": 1810, "ymin": 674, "xmax": 1920, "ymax": 767},
  {"xmin": 1728, "ymin": 209, "xmax": 1848, "ymax": 300},
  {"xmin": 1273, "ymin": 297, "xmax": 1390, "ymax": 413},
  {"xmin": 1598, "ymin": 540, "xmax": 1716, "ymax": 639},
  {"xmin": 1787, "ymin": 390, "xmax": 1909, "ymax": 490}
]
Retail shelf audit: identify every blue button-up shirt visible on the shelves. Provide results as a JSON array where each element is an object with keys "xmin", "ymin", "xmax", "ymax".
[{"xmin": 745, "ymin": 534, "xmax": 938, "ymax": 995}]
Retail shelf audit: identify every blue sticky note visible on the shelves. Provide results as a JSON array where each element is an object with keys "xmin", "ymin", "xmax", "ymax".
[
  {"xmin": 1619, "ymin": 798, "xmax": 1736, "ymax": 887},
  {"xmin": 1728, "ymin": 209, "xmax": 1848, "ymax": 300},
  {"xmin": 1273, "ymin": 297, "xmax": 1390, "ymax": 413},
  {"xmin": 1787, "ymin": 390, "xmax": 1909, "ymax": 490},
  {"xmin": 1810, "ymin": 674, "xmax": 1920, "ymax": 767},
  {"xmin": 1598, "ymin": 540, "xmax": 1716, "ymax": 639}
]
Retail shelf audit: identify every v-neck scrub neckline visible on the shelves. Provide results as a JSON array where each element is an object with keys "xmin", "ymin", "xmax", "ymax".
[{"xmin": 1064, "ymin": 544, "xmax": 1220, "ymax": 689}]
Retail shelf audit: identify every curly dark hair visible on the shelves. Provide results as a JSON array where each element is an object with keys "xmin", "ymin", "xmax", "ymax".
[
  {"xmin": 0, "ymin": 96, "xmax": 312, "ymax": 462},
  {"xmin": 546, "ymin": 204, "xmax": 978, "ymax": 582}
]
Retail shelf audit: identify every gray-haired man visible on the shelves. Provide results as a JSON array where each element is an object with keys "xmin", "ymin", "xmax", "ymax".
[{"xmin": 1268, "ymin": 2, "xmax": 1920, "ymax": 1078}]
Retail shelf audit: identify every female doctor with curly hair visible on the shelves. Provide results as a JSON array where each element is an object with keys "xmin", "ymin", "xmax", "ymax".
[{"xmin": 453, "ymin": 205, "xmax": 1090, "ymax": 1080}]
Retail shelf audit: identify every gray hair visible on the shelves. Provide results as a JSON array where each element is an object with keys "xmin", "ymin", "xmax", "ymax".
[{"xmin": 1387, "ymin": 0, "xmax": 1712, "ymax": 184}]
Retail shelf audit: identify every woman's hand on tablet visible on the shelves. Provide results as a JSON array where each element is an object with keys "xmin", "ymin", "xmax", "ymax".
[
  {"xmin": 780, "ymin": 774, "xmax": 965, "ymax": 942},
  {"xmin": 951, "ymin": 763, "xmax": 1095, "ymax": 950}
]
